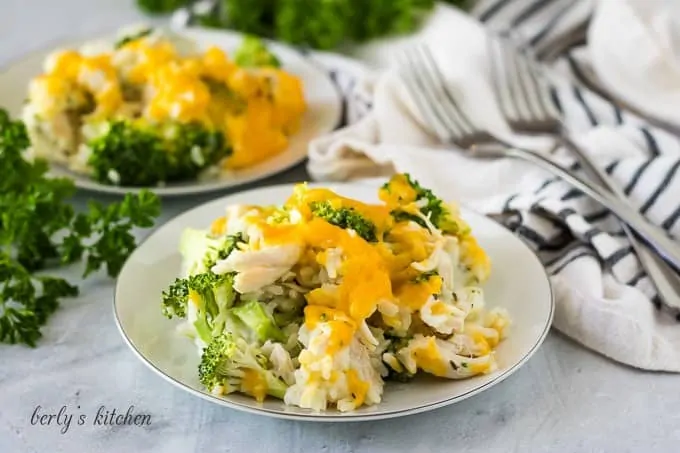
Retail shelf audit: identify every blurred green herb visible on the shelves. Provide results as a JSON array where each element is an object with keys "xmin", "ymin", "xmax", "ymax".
[
  {"xmin": 137, "ymin": 0, "xmax": 188, "ymax": 14},
  {"xmin": 136, "ymin": 0, "xmax": 470, "ymax": 50},
  {"xmin": 115, "ymin": 27, "xmax": 153, "ymax": 49},
  {"xmin": 0, "ymin": 109, "xmax": 161, "ymax": 347}
]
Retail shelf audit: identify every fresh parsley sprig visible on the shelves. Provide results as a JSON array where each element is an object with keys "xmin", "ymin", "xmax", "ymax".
[{"xmin": 0, "ymin": 109, "xmax": 161, "ymax": 346}]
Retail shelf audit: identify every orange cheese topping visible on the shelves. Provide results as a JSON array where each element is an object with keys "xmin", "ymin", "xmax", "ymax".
[
  {"xmin": 346, "ymin": 369, "xmax": 369, "ymax": 407},
  {"xmin": 286, "ymin": 186, "xmax": 393, "ymax": 237},
  {"xmin": 241, "ymin": 369, "xmax": 268, "ymax": 402},
  {"xmin": 412, "ymin": 337, "xmax": 448, "ymax": 377},
  {"xmin": 216, "ymin": 182, "xmax": 490, "ymax": 366},
  {"xmin": 378, "ymin": 173, "xmax": 418, "ymax": 208},
  {"xmin": 146, "ymin": 62, "xmax": 211, "ymax": 123},
  {"xmin": 223, "ymin": 97, "xmax": 289, "ymax": 168},
  {"xmin": 301, "ymin": 219, "xmax": 392, "ymax": 320},
  {"xmin": 29, "ymin": 32, "xmax": 307, "ymax": 171},
  {"xmin": 430, "ymin": 301, "xmax": 449, "ymax": 316},
  {"xmin": 210, "ymin": 216, "xmax": 227, "ymax": 236},
  {"xmin": 304, "ymin": 306, "xmax": 356, "ymax": 354},
  {"xmin": 41, "ymin": 51, "xmax": 123, "ymax": 117},
  {"xmin": 460, "ymin": 235, "xmax": 491, "ymax": 282},
  {"xmin": 394, "ymin": 275, "xmax": 442, "ymax": 311}
]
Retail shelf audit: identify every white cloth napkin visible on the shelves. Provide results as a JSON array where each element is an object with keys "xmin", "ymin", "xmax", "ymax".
[
  {"xmin": 307, "ymin": 4, "xmax": 680, "ymax": 372},
  {"xmin": 589, "ymin": 0, "xmax": 680, "ymax": 128}
]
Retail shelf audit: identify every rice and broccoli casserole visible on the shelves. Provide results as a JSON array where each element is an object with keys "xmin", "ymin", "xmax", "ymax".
[
  {"xmin": 161, "ymin": 173, "xmax": 511, "ymax": 412},
  {"xmin": 22, "ymin": 26, "xmax": 306, "ymax": 186}
]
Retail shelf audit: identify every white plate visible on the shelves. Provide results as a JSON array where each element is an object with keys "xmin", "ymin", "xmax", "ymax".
[
  {"xmin": 0, "ymin": 28, "xmax": 342, "ymax": 196},
  {"xmin": 114, "ymin": 183, "xmax": 554, "ymax": 421}
]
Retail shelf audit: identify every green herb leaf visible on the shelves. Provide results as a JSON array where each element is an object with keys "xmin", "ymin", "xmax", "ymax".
[{"xmin": 0, "ymin": 108, "xmax": 161, "ymax": 346}]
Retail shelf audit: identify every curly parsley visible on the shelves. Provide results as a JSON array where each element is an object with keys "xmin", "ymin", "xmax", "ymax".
[{"xmin": 0, "ymin": 109, "xmax": 161, "ymax": 346}]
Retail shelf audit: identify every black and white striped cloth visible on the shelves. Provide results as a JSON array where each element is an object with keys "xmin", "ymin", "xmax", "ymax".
[
  {"xmin": 472, "ymin": 0, "xmax": 680, "ymax": 315},
  {"xmin": 171, "ymin": 0, "xmax": 680, "ymax": 370}
]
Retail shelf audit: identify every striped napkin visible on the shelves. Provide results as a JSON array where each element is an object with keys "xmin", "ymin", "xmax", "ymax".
[{"xmin": 303, "ymin": 1, "xmax": 680, "ymax": 372}]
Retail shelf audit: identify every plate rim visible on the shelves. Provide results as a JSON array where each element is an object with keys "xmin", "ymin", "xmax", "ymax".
[
  {"xmin": 0, "ymin": 26, "xmax": 343, "ymax": 197},
  {"xmin": 113, "ymin": 182, "xmax": 555, "ymax": 421}
]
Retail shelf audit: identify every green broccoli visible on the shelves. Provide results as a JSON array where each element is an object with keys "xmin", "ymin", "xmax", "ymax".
[
  {"xmin": 203, "ymin": 233, "xmax": 245, "ymax": 270},
  {"xmin": 385, "ymin": 173, "xmax": 469, "ymax": 235},
  {"xmin": 198, "ymin": 333, "xmax": 289, "ymax": 399},
  {"xmin": 87, "ymin": 120, "xmax": 230, "ymax": 187},
  {"xmin": 178, "ymin": 229, "xmax": 244, "ymax": 276},
  {"xmin": 233, "ymin": 35, "xmax": 281, "ymax": 68},
  {"xmin": 161, "ymin": 277, "xmax": 190, "ymax": 319},
  {"xmin": 161, "ymin": 272, "xmax": 236, "ymax": 343},
  {"xmin": 232, "ymin": 299, "xmax": 286, "ymax": 343},
  {"xmin": 309, "ymin": 200, "xmax": 377, "ymax": 242}
]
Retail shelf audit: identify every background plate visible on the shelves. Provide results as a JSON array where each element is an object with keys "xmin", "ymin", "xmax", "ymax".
[
  {"xmin": 114, "ymin": 183, "xmax": 554, "ymax": 421},
  {"xmin": 0, "ymin": 28, "xmax": 342, "ymax": 196}
]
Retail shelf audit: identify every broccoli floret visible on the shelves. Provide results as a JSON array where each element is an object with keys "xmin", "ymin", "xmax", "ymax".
[
  {"xmin": 232, "ymin": 299, "xmax": 286, "ymax": 343},
  {"xmin": 385, "ymin": 173, "xmax": 445, "ymax": 222},
  {"xmin": 309, "ymin": 200, "xmax": 377, "ymax": 242},
  {"xmin": 198, "ymin": 333, "xmax": 289, "ymax": 400},
  {"xmin": 161, "ymin": 272, "xmax": 236, "ymax": 342},
  {"xmin": 87, "ymin": 120, "xmax": 230, "ymax": 186},
  {"xmin": 384, "ymin": 173, "xmax": 468, "ymax": 235},
  {"xmin": 203, "ymin": 233, "xmax": 245, "ymax": 270},
  {"xmin": 164, "ymin": 230, "xmax": 244, "ymax": 338},
  {"xmin": 233, "ymin": 35, "xmax": 281, "ymax": 68},
  {"xmin": 161, "ymin": 277, "xmax": 190, "ymax": 319}
]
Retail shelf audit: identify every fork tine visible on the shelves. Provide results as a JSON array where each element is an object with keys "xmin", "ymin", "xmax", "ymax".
[
  {"xmin": 488, "ymin": 36, "xmax": 516, "ymax": 123},
  {"xmin": 394, "ymin": 48, "xmax": 452, "ymax": 142},
  {"xmin": 520, "ymin": 52, "xmax": 562, "ymax": 121},
  {"xmin": 499, "ymin": 31, "xmax": 561, "ymax": 124},
  {"xmin": 403, "ymin": 45, "xmax": 466, "ymax": 142},
  {"xmin": 508, "ymin": 44, "xmax": 546, "ymax": 122},
  {"xmin": 508, "ymin": 41, "xmax": 558, "ymax": 125},
  {"xmin": 490, "ymin": 36, "xmax": 525, "ymax": 125},
  {"xmin": 417, "ymin": 45, "xmax": 478, "ymax": 142},
  {"xmin": 501, "ymin": 39, "xmax": 535, "ymax": 124}
]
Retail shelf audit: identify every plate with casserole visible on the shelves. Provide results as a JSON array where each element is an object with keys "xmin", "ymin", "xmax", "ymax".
[
  {"xmin": 0, "ymin": 25, "xmax": 341, "ymax": 195},
  {"xmin": 114, "ymin": 174, "xmax": 554, "ymax": 420}
]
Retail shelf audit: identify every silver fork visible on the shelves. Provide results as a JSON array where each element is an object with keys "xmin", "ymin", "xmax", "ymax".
[
  {"xmin": 489, "ymin": 35, "xmax": 680, "ymax": 313},
  {"xmin": 394, "ymin": 43, "xmax": 680, "ymax": 275}
]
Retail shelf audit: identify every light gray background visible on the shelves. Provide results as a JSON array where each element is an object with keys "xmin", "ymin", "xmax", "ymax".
[{"xmin": 1, "ymin": 1, "xmax": 679, "ymax": 452}]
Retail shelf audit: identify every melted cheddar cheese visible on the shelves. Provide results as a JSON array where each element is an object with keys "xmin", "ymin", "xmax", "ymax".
[
  {"xmin": 192, "ymin": 174, "xmax": 506, "ymax": 412},
  {"xmin": 26, "ymin": 30, "xmax": 307, "ymax": 171}
]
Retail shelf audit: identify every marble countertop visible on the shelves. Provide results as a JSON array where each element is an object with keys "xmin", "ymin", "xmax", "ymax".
[{"xmin": 1, "ymin": 1, "xmax": 679, "ymax": 452}]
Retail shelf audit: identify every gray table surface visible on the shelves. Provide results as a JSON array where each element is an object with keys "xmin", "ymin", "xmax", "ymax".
[{"xmin": 1, "ymin": 1, "xmax": 680, "ymax": 452}]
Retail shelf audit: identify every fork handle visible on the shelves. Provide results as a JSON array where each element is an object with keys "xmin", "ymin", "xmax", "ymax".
[
  {"xmin": 505, "ymin": 146, "xmax": 680, "ymax": 273},
  {"xmin": 559, "ymin": 136, "xmax": 680, "ymax": 312}
]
